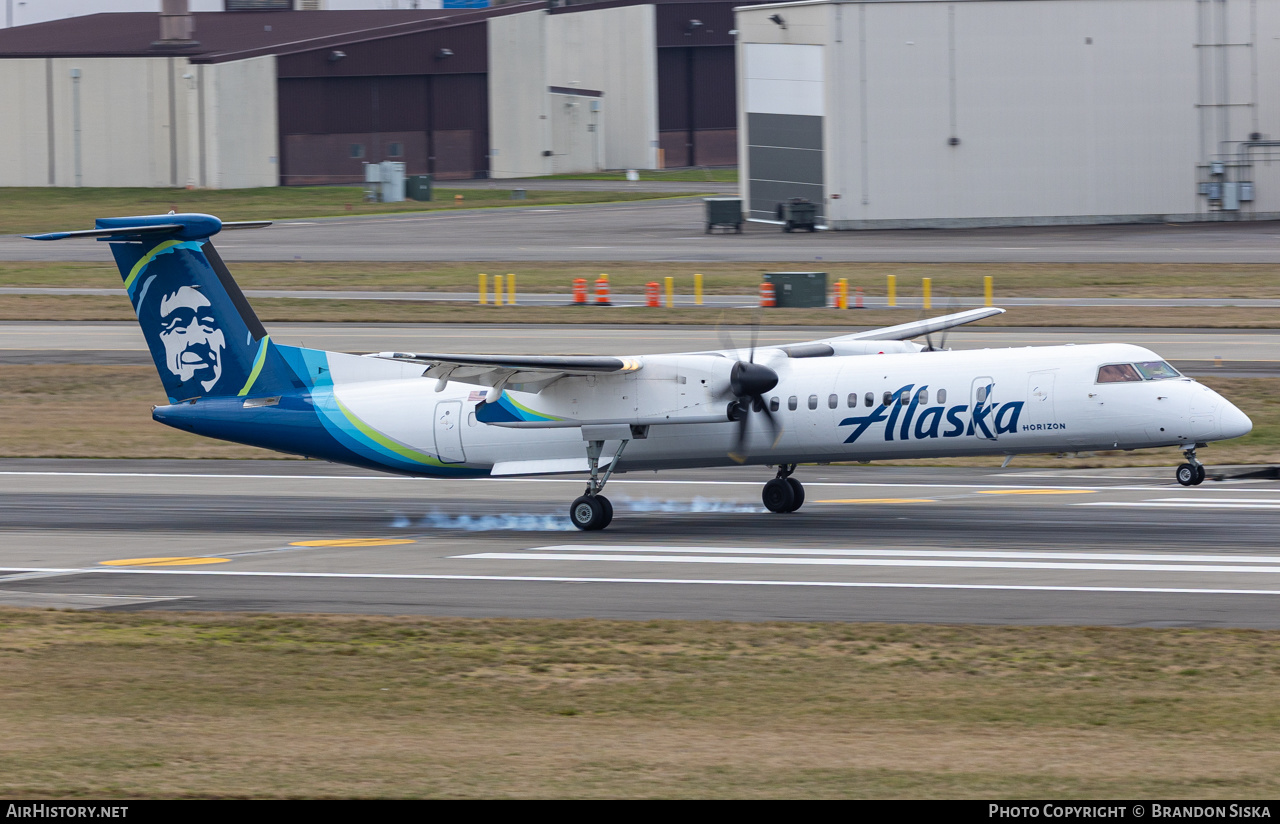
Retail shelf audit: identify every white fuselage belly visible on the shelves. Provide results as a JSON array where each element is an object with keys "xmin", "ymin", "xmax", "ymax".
[{"xmin": 332, "ymin": 343, "xmax": 1244, "ymax": 475}]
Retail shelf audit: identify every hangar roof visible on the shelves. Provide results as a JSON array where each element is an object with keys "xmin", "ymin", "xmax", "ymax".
[{"xmin": 0, "ymin": 8, "xmax": 530, "ymax": 64}]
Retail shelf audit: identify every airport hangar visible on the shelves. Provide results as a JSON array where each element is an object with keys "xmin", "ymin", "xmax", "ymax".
[
  {"xmin": 0, "ymin": 0, "xmax": 764, "ymax": 188},
  {"xmin": 736, "ymin": 0, "xmax": 1280, "ymax": 229}
]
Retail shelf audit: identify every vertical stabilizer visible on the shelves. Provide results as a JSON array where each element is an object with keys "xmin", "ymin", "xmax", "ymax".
[{"xmin": 98, "ymin": 214, "xmax": 296, "ymax": 402}]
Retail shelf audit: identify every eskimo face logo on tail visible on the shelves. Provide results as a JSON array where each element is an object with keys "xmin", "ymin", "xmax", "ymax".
[
  {"xmin": 839, "ymin": 382, "xmax": 1024, "ymax": 444},
  {"xmin": 155, "ymin": 284, "xmax": 225, "ymax": 392}
]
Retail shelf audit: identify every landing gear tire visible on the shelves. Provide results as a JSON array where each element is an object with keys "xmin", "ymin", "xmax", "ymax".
[
  {"xmin": 1195, "ymin": 464, "xmax": 1207, "ymax": 484},
  {"xmin": 785, "ymin": 477, "xmax": 805, "ymax": 512},
  {"xmin": 763, "ymin": 478, "xmax": 796, "ymax": 513},
  {"xmin": 1176, "ymin": 463, "xmax": 1198, "ymax": 487},
  {"xmin": 570, "ymin": 495, "xmax": 611, "ymax": 531}
]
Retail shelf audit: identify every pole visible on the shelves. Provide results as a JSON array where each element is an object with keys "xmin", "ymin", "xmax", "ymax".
[
  {"xmin": 664, "ymin": 276, "xmax": 674, "ymax": 309},
  {"xmin": 922, "ymin": 277, "xmax": 932, "ymax": 310},
  {"xmin": 984, "ymin": 275, "xmax": 993, "ymax": 308},
  {"xmin": 694, "ymin": 273, "xmax": 703, "ymax": 306},
  {"xmin": 478, "ymin": 273, "xmax": 487, "ymax": 305},
  {"xmin": 886, "ymin": 274, "xmax": 896, "ymax": 308},
  {"xmin": 494, "ymin": 274, "xmax": 504, "ymax": 306}
]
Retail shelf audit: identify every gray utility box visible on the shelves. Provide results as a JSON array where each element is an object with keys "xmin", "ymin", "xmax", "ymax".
[
  {"xmin": 777, "ymin": 198, "xmax": 817, "ymax": 232},
  {"xmin": 405, "ymin": 174, "xmax": 433, "ymax": 201},
  {"xmin": 764, "ymin": 272, "xmax": 828, "ymax": 308},
  {"xmin": 704, "ymin": 197, "xmax": 743, "ymax": 233},
  {"xmin": 364, "ymin": 161, "xmax": 406, "ymax": 203}
]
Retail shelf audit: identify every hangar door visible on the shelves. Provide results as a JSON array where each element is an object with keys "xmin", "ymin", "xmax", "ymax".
[
  {"xmin": 742, "ymin": 44, "xmax": 825, "ymax": 223},
  {"xmin": 278, "ymin": 75, "xmax": 489, "ymax": 185}
]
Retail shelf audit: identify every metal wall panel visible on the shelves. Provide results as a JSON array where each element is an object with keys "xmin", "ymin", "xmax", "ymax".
[
  {"xmin": 276, "ymin": 22, "xmax": 488, "ymax": 78},
  {"xmin": 657, "ymin": 44, "xmax": 737, "ymax": 166}
]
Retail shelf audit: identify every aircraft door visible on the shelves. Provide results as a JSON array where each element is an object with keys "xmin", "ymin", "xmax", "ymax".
[
  {"xmin": 971, "ymin": 377, "xmax": 997, "ymax": 440},
  {"xmin": 1027, "ymin": 370, "xmax": 1056, "ymax": 420},
  {"xmin": 433, "ymin": 400, "xmax": 466, "ymax": 463}
]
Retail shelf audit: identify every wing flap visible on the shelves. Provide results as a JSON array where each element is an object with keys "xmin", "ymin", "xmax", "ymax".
[{"xmin": 818, "ymin": 307, "xmax": 1005, "ymax": 343}]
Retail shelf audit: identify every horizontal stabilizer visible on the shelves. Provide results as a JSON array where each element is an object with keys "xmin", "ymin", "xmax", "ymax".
[
  {"xmin": 25, "ymin": 224, "xmax": 184, "ymax": 241},
  {"xmin": 24, "ymin": 216, "xmax": 271, "ymax": 242}
]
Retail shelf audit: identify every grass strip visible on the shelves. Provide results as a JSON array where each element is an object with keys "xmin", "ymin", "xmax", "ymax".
[
  {"xmin": 1, "ymin": 365, "xmax": 1274, "ymax": 465},
  {"xmin": 7, "ymin": 260, "xmax": 1280, "ymax": 299},
  {"xmin": 1, "ymin": 610, "xmax": 1279, "ymax": 798},
  {"xmin": 0, "ymin": 188, "xmax": 700, "ymax": 236}
]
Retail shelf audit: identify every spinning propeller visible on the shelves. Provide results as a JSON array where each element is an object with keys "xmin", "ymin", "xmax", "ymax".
[{"xmin": 718, "ymin": 315, "xmax": 781, "ymax": 463}]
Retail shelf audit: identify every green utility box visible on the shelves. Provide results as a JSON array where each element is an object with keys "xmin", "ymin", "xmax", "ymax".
[
  {"xmin": 777, "ymin": 198, "xmax": 817, "ymax": 232},
  {"xmin": 405, "ymin": 174, "xmax": 433, "ymax": 201},
  {"xmin": 764, "ymin": 272, "xmax": 827, "ymax": 308},
  {"xmin": 704, "ymin": 197, "xmax": 743, "ymax": 233}
]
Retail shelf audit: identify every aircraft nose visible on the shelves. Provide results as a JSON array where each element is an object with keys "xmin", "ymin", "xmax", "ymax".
[{"xmin": 1219, "ymin": 401, "xmax": 1253, "ymax": 440}]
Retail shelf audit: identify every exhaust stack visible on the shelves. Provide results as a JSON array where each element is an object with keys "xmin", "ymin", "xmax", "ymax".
[{"xmin": 155, "ymin": 0, "xmax": 198, "ymax": 48}]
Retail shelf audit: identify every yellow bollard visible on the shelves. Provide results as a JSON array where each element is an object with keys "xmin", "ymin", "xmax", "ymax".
[
  {"xmin": 984, "ymin": 275, "xmax": 993, "ymax": 308},
  {"xmin": 508, "ymin": 273, "xmax": 517, "ymax": 305},
  {"xmin": 665, "ymin": 276, "xmax": 674, "ymax": 309},
  {"xmin": 478, "ymin": 273, "xmax": 488, "ymax": 305},
  {"xmin": 494, "ymin": 274, "xmax": 504, "ymax": 306},
  {"xmin": 887, "ymin": 274, "xmax": 897, "ymax": 308},
  {"xmin": 694, "ymin": 273, "xmax": 703, "ymax": 306},
  {"xmin": 922, "ymin": 277, "xmax": 932, "ymax": 310},
  {"xmin": 837, "ymin": 278, "xmax": 848, "ymax": 309}
]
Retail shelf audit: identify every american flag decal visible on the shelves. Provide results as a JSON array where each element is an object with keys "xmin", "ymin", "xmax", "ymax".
[{"xmin": 468, "ymin": 390, "xmax": 489, "ymax": 402}]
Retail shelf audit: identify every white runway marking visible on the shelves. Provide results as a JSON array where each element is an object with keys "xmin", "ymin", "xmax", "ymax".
[
  {"xmin": 513, "ymin": 545, "xmax": 1280, "ymax": 564},
  {"xmin": 1078, "ymin": 501, "xmax": 1280, "ymax": 510},
  {"xmin": 1, "ymin": 566, "xmax": 1278, "ymax": 596},
  {"xmin": 457, "ymin": 552, "xmax": 1280, "ymax": 574}
]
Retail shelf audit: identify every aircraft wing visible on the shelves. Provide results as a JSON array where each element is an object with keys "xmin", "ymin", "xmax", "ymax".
[
  {"xmin": 818, "ymin": 307, "xmax": 1005, "ymax": 342},
  {"xmin": 366, "ymin": 351, "xmax": 643, "ymax": 393}
]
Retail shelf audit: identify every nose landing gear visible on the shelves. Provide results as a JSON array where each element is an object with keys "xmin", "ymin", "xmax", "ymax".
[
  {"xmin": 763, "ymin": 464, "xmax": 805, "ymax": 513},
  {"xmin": 1176, "ymin": 446, "xmax": 1207, "ymax": 486}
]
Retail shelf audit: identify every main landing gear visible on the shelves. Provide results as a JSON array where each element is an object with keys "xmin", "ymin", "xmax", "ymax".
[
  {"xmin": 762, "ymin": 464, "xmax": 805, "ymax": 513},
  {"xmin": 1176, "ymin": 445, "xmax": 1207, "ymax": 487},
  {"xmin": 569, "ymin": 436, "xmax": 630, "ymax": 531}
]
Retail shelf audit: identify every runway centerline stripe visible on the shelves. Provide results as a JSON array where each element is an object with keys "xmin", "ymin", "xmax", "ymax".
[
  {"xmin": 455, "ymin": 552, "xmax": 1280, "ymax": 574},
  {"xmin": 1, "ymin": 567, "xmax": 1278, "ymax": 596},
  {"xmin": 521, "ymin": 545, "xmax": 1280, "ymax": 564}
]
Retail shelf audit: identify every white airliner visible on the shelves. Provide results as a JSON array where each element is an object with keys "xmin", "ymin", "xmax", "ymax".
[{"xmin": 28, "ymin": 213, "xmax": 1253, "ymax": 530}]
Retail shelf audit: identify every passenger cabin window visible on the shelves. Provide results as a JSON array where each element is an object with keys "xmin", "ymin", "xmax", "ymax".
[
  {"xmin": 1135, "ymin": 361, "xmax": 1181, "ymax": 380},
  {"xmin": 828, "ymin": 394, "xmax": 838, "ymax": 409},
  {"xmin": 865, "ymin": 392, "xmax": 874, "ymax": 408},
  {"xmin": 788, "ymin": 396, "xmax": 798, "ymax": 411},
  {"xmin": 847, "ymin": 393, "xmax": 857, "ymax": 408},
  {"xmin": 937, "ymin": 388, "xmax": 947, "ymax": 404},
  {"xmin": 770, "ymin": 397, "xmax": 780, "ymax": 412},
  {"xmin": 808, "ymin": 394, "xmax": 819, "ymax": 410},
  {"xmin": 916, "ymin": 389, "xmax": 928, "ymax": 405},
  {"xmin": 1097, "ymin": 363, "xmax": 1143, "ymax": 383},
  {"xmin": 899, "ymin": 391, "xmax": 910, "ymax": 406},
  {"xmin": 882, "ymin": 391, "xmax": 892, "ymax": 406}
]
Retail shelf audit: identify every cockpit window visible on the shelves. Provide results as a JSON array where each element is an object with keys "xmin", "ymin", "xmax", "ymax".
[
  {"xmin": 1134, "ymin": 360, "xmax": 1181, "ymax": 380},
  {"xmin": 1097, "ymin": 363, "xmax": 1143, "ymax": 383}
]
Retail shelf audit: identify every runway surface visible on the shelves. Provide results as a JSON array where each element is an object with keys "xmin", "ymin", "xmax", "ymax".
[
  {"xmin": 3, "ymin": 459, "xmax": 1280, "ymax": 627},
  {"xmin": 3, "ymin": 322, "xmax": 1276, "ymax": 375},
  {"xmin": 8, "ymin": 198, "xmax": 1280, "ymax": 262}
]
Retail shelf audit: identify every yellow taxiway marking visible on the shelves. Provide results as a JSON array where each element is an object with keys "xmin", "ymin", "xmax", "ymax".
[
  {"xmin": 289, "ymin": 538, "xmax": 418, "ymax": 547},
  {"xmin": 100, "ymin": 557, "xmax": 230, "ymax": 567},
  {"xmin": 815, "ymin": 498, "xmax": 937, "ymax": 504},
  {"xmin": 977, "ymin": 489, "xmax": 1096, "ymax": 495}
]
